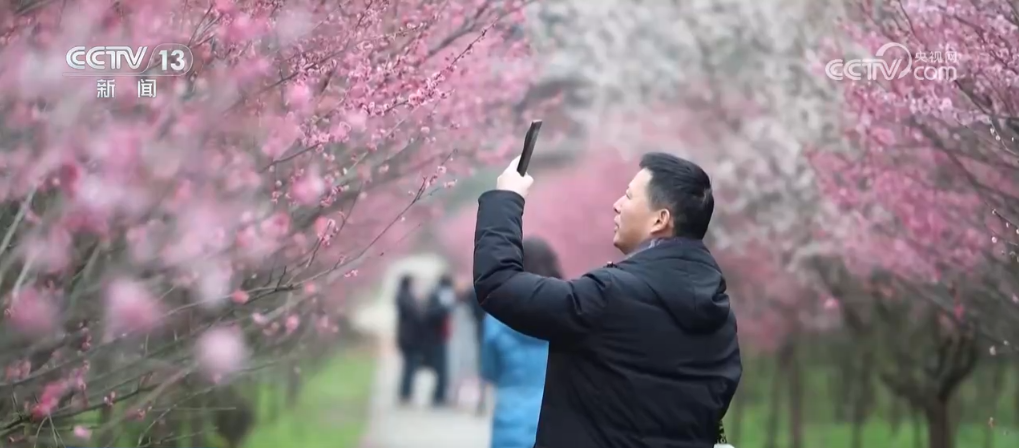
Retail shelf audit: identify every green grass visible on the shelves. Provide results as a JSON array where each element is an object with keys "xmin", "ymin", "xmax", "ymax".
[
  {"xmin": 720, "ymin": 359, "xmax": 1019, "ymax": 448},
  {"xmin": 239, "ymin": 347, "xmax": 376, "ymax": 448},
  {"xmin": 57, "ymin": 347, "xmax": 376, "ymax": 447},
  {"xmin": 723, "ymin": 405, "xmax": 1019, "ymax": 448}
]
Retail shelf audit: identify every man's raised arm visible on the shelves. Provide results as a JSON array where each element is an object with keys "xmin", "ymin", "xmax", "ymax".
[{"xmin": 472, "ymin": 190, "xmax": 610, "ymax": 342}]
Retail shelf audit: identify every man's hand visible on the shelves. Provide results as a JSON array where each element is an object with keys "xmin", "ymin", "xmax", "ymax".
[{"xmin": 496, "ymin": 156, "xmax": 534, "ymax": 199}]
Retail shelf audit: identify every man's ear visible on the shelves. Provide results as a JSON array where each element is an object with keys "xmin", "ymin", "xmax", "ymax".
[{"xmin": 652, "ymin": 208, "xmax": 672, "ymax": 233}]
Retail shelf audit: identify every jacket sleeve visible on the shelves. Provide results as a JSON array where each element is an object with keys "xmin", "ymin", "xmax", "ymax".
[
  {"xmin": 472, "ymin": 190, "xmax": 611, "ymax": 343},
  {"xmin": 480, "ymin": 315, "xmax": 501, "ymax": 383}
]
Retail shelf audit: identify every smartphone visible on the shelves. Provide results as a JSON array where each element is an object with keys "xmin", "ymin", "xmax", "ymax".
[{"xmin": 516, "ymin": 120, "xmax": 543, "ymax": 175}]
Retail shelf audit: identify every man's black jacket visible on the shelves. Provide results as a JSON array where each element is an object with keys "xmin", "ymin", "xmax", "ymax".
[{"xmin": 473, "ymin": 191, "xmax": 742, "ymax": 448}]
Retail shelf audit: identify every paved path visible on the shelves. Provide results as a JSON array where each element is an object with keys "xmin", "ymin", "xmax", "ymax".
[{"xmin": 354, "ymin": 254, "xmax": 491, "ymax": 448}]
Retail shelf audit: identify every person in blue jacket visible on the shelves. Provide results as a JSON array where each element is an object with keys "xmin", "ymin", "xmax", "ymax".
[{"xmin": 480, "ymin": 237, "xmax": 561, "ymax": 448}]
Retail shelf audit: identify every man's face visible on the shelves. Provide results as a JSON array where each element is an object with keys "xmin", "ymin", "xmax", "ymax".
[{"xmin": 612, "ymin": 169, "xmax": 669, "ymax": 255}]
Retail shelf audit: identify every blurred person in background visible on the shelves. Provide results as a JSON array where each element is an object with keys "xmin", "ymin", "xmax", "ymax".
[
  {"xmin": 473, "ymin": 153, "xmax": 741, "ymax": 448},
  {"xmin": 424, "ymin": 273, "xmax": 458, "ymax": 407},
  {"xmin": 461, "ymin": 276, "xmax": 489, "ymax": 415},
  {"xmin": 447, "ymin": 273, "xmax": 482, "ymax": 409},
  {"xmin": 394, "ymin": 274, "xmax": 425, "ymax": 405},
  {"xmin": 481, "ymin": 237, "xmax": 559, "ymax": 448}
]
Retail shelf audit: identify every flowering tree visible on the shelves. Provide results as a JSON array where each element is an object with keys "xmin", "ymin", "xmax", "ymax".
[
  {"xmin": 805, "ymin": 1, "xmax": 1019, "ymax": 447},
  {"xmin": 0, "ymin": 0, "xmax": 541, "ymax": 445},
  {"xmin": 809, "ymin": 0, "xmax": 1019, "ymax": 334}
]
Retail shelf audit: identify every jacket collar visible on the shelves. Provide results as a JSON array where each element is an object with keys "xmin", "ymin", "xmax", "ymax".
[
  {"xmin": 625, "ymin": 238, "xmax": 669, "ymax": 259},
  {"xmin": 606, "ymin": 237, "xmax": 705, "ymax": 268},
  {"xmin": 626, "ymin": 236, "xmax": 709, "ymax": 261}
]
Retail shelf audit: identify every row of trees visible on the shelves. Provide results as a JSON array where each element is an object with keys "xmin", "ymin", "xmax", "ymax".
[
  {"xmin": 0, "ymin": 0, "xmax": 550, "ymax": 446},
  {"xmin": 437, "ymin": 1, "xmax": 1019, "ymax": 448}
]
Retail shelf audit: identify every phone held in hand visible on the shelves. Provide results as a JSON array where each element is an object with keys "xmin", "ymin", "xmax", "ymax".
[{"xmin": 516, "ymin": 120, "xmax": 543, "ymax": 175}]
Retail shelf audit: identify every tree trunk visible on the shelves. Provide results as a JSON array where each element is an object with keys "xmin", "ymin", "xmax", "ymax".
[
  {"xmin": 925, "ymin": 399, "xmax": 952, "ymax": 448},
  {"xmin": 787, "ymin": 344, "xmax": 804, "ymax": 448},
  {"xmin": 953, "ymin": 383, "xmax": 966, "ymax": 427},
  {"xmin": 764, "ymin": 354, "xmax": 784, "ymax": 448},
  {"xmin": 831, "ymin": 349, "xmax": 852, "ymax": 422},
  {"xmin": 212, "ymin": 388, "xmax": 254, "ymax": 448}
]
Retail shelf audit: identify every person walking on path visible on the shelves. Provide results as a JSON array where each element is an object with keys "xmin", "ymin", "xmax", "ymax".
[
  {"xmin": 423, "ymin": 274, "xmax": 457, "ymax": 407},
  {"xmin": 472, "ymin": 153, "xmax": 742, "ymax": 448},
  {"xmin": 446, "ymin": 276, "xmax": 482, "ymax": 407},
  {"xmin": 394, "ymin": 274, "xmax": 425, "ymax": 405},
  {"xmin": 481, "ymin": 237, "xmax": 560, "ymax": 448}
]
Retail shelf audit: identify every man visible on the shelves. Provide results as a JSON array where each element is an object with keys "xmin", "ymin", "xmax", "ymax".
[
  {"xmin": 395, "ymin": 274, "xmax": 424, "ymax": 405},
  {"xmin": 473, "ymin": 152, "xmax": 741, "ymax": 448}
]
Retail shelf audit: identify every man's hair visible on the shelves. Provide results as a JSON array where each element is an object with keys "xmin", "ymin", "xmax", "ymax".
[
  {"xmin": 523, "ymin": 237, "xmax": 564, "ymax": 279},
  {"xmin": 639, "ymin": 152, "xmax": 714, "ymax": 239}
]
